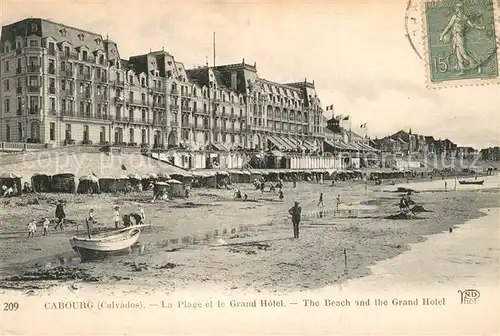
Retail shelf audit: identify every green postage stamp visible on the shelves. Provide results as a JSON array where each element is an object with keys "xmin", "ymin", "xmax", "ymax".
[{"xmin": 423, "ymin": 0, "xmax": 500, "ymax": 88}]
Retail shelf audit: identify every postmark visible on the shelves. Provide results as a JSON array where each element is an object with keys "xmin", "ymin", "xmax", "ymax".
[{"xmin": 421, "ymin": 0, "xmax": 500, "ymax": 88}]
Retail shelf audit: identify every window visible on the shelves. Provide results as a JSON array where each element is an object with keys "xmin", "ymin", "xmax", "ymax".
[
  {"xmin": 129, "ymin": 75, "xmax": 133, "ymax": 84},
  {"xmin": 82, "ymin": 50, "xmax": 88, "ymax": 61},
  {"xmin": 100, "ymin": 126, "xmax": 106, "ymax": 143},
  {"xmin": 64, "ymin": 46, "xmax": 70, "ymax": 56},
  {"xmin": 78, "ymin": 33, "xmax": 84, "ymax": 41},
  {"xmin": 129, "ymin": 128, "xmax": 134, "ymax": 143},
  {"xmin": 62, "ymin": 99, "xmax": 66, "ymax": 112},
  {"xmin": 79, "ymin": 83, "xmax": 84, "ymax": 93},
  {"xmin": 6, "ymin": 124, "xmax": 10, "ymax": 142},
  {"xmin": 50, "ymin": 123, "xmax": 55, "ymax": 140},
  {"xmin": 96, "ymin": 68, "xmax": 101, "ymax": 79},
  {"xmin": 4, "ymin": 99, "xmax": 10, "ymax": 113},
  {"xmin": 49, "ymin": 78, "xmax": 55, "ymax": 94},
  {"xmin": 78, "ymin": 64, "xmax": 83, "ymax": 75},
  {"xmin": 29, "ymin": 40, "xmax": 38, "ymax": 47},
  {"xmin": 141, "ymin": 78, "xmax": 145, "ymax": 86},
  {"xmin": 61, "ymin": 79, "xmax": 66, "ymax": 90},
  {"xmin": 83, "ymin": 125, "xmax": 89, "ymax": 141},
  {"xmin": 4, "ymin": 79, "xmax": 9, "ymax": 91},
  {"xmin": 97, "ymin": 86, "xmax": 101, "ymax": 96},
  {"xmin": 80, "ymin": 102, "xmax": 84, "ymax": 114},
  {"xmin": 48, "ymin": 42, "xmax": 55, "ymax": 55},
  {"xmin": 50, "ymin": 98, "xmax": 56, "ymax": 112},
  {"xmin": 142, "ymin": 129, "xmax": 147, "ymax": 144},
  {"xmin": 4, "ymin": 61, "xmax": 9, "ymax": 72},
  {"xmin": 129, "ymin": 109, "xmax": 134, "ymax": 120},
  {"xmin": 18, "ymin": 123, "xmax": 23, "ymax": 141},
  {"xmin": 141, "ymin": 93, "xmax": 146, "ymax": 103},
  {"xmin": 17, "ymin": 58, "xmax": 21, "ymax": 71},
  {"xmin": 129, "ymin": 92, "xmax": 133, "ymax": 101},
  {"xmin": 99, "ymin": 55, "xmax": 104, "ymax": 65},
  {"xmin": 17, "ymin": 97, "xmax": 22, "ymax": 112},
  {"xmin": 48, "ymin": 59, "xmax": 55, "ymax": 74}
]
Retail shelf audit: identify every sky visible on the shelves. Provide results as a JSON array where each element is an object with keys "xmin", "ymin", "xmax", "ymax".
[{"xmin": 1, "ymin": 0, "xmax": 499, "ymax": 149}]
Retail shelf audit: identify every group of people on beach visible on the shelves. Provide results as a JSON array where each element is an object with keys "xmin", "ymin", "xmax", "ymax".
[{"xmin": 26, "ymin": 200, "xmax": 147, "ymax": 238}]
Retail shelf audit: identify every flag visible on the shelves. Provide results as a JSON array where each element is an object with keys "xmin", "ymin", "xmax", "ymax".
[
  {"xmin": 360, "ymin": 123, "xmax": 367, "ymax": 128},
  {"xmin": 335, "ymin": 115, "xmax": 343, "ymax": 121},
  {"xmin": 343, "ymin": 116, "xmax": 350, "ymax": 121}
]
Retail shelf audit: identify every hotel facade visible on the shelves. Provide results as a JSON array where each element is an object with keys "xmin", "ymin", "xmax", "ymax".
[{"xmin": 0, "ymin": 18, "xmax": 342, "ymax": 169}]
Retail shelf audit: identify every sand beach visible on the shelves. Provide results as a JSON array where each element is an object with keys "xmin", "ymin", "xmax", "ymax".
[{"xmin": 0, "ymin": 174, "xmax": 498, "ymax": 294}]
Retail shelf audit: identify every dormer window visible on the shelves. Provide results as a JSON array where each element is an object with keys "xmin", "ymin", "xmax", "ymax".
[
  {"xmin": 82, "ymin": 50, "xmax": 88, "ymax": 61},
  {"xmin": 59, "ymin": 28, "xmax": 67, "ymax": 37},
  {"xmin": 94, "ymin": 38, "xmax": 101, "ymax": 45},
  {"xmin": 78, "ymin": 33, "xmax": 84, "ymax": 41}
]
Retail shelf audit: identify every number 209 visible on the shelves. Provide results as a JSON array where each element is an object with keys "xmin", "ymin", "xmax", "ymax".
[{"xmin": 4, "ymin": 302, "xmax": 19, "ymax": 311}]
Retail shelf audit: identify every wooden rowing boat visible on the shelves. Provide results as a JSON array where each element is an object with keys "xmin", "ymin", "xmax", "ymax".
[
  {"xmin": 458, "ymin": 180, "xmax": 484, "ymax": 185},
  {"xmin": 69, "ymin": 228, "xmax": 141, "ymax": 262}
]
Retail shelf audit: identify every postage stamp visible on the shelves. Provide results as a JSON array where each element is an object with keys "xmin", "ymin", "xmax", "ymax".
[{"xmin": 422, "ymin": 0, "xmax": 500, "ymax": 88}]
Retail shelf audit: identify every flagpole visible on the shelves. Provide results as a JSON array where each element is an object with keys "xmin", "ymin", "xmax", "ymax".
[{"xmin": 213, "ymin": 32, "xmax": 216, "ymax": 68}]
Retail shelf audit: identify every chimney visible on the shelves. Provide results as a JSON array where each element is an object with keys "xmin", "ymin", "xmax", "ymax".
[{"xmin": 242, "ymin": 58, "xmax": 245, "ymax": 65}]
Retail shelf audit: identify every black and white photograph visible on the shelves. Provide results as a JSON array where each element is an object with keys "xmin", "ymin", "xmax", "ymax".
[{"xmin": 0, "ymin": 0, "xmax": 498, "ymax": 334}]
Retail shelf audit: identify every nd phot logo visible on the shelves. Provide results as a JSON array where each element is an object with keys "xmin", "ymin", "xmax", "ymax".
[{"xmin": 457, "ymin": 289, "xmax": 480, "ymax": 304}]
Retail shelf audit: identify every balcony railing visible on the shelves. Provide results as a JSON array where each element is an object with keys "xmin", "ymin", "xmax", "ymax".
[
  {"xmin": 48, "ymin": 109, "xmax": 57, "ymax": 115},
  {"xmin": 115, "ymin": 97, "xmax": 125, "ymax": 104},
  {"xmin": 171, "ymin": 89, "xmax": 179, "ymax": 95},
  {"xmin": 16, "ymin": 48, "xmax": 22, "ymax": 55},
  {"xmin": 29, "ymin": 107, "xmax": 40, "ymax": 115},
  {"xmin": 27, "ymin": 65, "xmax": 41, "ymax": 73},
  {"xmin": 61, "ymin": 69, "xmax": 73, "ymax": 77},
  {"xmin": 170, "ymin": 121, "xmax": 178, "ymax": 127},
  {"xmin": 113, "ymin": 79, "xmax": 125, "ymax": 87},
  {"xmin": 181, "ymin": 106, "xmax": 191, "ymax": 112},
  {"xmin": 170, "ymin": 104, "xmax": 179, "ymax": 111},
  {"xmin": 153, "ymin": 102, "xmax": 166, "ymax": 109},
  {"xmin": 85, "ymin": 92, "xmax": 92, "ymax": 99},
  {"xmin": 181, "ymin": 122, "xmax": 190, "ymax": 128},
  {"xmin": 16, "ymin": 87, "xmax": 22, "ymax": 94},
  {"xmin": 28, "ymin": 86, "xmax": 40, "ymax": 93},
  {"xmin": 16, "ymin": 67, "xmax": 21, "ymax": 74}
]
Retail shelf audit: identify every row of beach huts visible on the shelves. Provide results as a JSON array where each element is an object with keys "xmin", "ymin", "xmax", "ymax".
[{"xmin": 0, "ymin": 168, "xmax": 418, "ymax": 196}]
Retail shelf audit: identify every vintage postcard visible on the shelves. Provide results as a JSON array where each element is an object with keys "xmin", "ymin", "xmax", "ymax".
[{"xmin": 0, "ymin": 0, "xmax": 498, "ymax": 335}]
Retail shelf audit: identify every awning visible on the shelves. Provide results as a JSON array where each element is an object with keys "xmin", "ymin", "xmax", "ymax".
[
  {"xmin": 211, "ymin": 142, "xmax": 228, "ymax": 151},
  {"xmin": 267, "ymin": 136, "xmax": 285, "ymax": 150},
  {"xmin": 324, "ymin": 139, "xmax": 349, "ymax": 151},
  {"xmin": 274, "ymin": 137, "xmax": 294, "ymax": 151}
]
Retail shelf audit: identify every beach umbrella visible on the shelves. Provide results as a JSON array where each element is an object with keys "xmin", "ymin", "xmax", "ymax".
[
  {"xmin": 0, "ymin": 172, "xmax": 22, "ymax": 179},
  {"xmin": 157, "ymin": 172, "xmax": 171, "ymax": 179},
  {"xmin": 166, "ymin": 179, "xmax": 182, "ymax": 184},
  {"xmin": 148, "ymin": 173, "xmax": 158, "ymax": 179},
  {"xmin": 79, "ymin": 175, "xmax": 99, "ymax": 182},
  {"xmin": 128, "ymin": 173, "xmax": 142, "ymax": 180}
]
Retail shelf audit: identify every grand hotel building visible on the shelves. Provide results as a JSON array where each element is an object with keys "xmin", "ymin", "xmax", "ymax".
[{"xmin": 0, "ymin": 18, "xmax": 339, "ymax": 169}]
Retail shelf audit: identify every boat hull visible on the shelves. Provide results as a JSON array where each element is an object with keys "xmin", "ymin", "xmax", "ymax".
[
  {"xmin": 70, "ymin": 228, "xmax": 141, "ymax": 262},
  {"xmin": 458, "ymin": 180, "xmax": 484, "ymax": 185}
]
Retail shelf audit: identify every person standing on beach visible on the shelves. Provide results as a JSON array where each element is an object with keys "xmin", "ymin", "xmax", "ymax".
[
  {"xmin": 139, "ymin": 205, "xmax": 146, "ymax": 225},
  {"xmin": 336, "ymin": 194, "xmax": 342, "ymax": 212},
  {"xmin": 288, "ymin": 201, "xmax": 302, "ymax": 239},
  {"xmin": 317, "ymin": 193, "xmax": 324, "ymax": 207},
  {"xmin": 444, "ymin": 181, "xmax": 448, "ymax": 192},
  {"xmin": 114, "ymin": 206, "xmax": 120, "ymax": 228},
  {"xmin": 27, "ymin": 220, "xmax": 36, "ymax": 238},
  {"xmin": 54, "ymin": 200, "xmax": 66, "ymax": 231},
  {"xmin": 42, "ymin": 217, "xmax": 50, "ymax": 236}
]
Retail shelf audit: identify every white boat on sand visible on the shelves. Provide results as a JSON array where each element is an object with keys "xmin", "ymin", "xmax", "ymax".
[{"xmin": 70, "ymin": 227, "xmax": 142, "ymax": 262}]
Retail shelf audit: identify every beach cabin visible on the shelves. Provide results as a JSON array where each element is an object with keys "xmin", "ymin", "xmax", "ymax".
[
  {"xmin": 167, "ymin": 179, "xmax": 185, "ymax": 197},
  {"xmin": 170, "ymin": 173, "xmax": 194, "ymax": 187},
  {"xmin": 0, "ymin": 172, "xmax": 22, "ymax": 196},
  {"xmin": 31, "ymin": 173, "xmax": 52, "ymax": 192},
  {"xmin": 51, "ymin": 173, "xmax": 77, "ymax": 193},
  {"xmin": 77, "ymin": 175, "xmax": 100, "ymax": 194},
  {"xmin": 98, "ymin": 176, "xmax": 130, "ymax": 193}
]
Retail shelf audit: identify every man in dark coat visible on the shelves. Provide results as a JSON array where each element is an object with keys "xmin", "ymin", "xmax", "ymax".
[
  {"xmin": 288, "ymin": 201, "xmax": 302, "ymax": 238},
  {"xmin": 54, "ymin": 200, "xmax": 66, "ymax": 231}
]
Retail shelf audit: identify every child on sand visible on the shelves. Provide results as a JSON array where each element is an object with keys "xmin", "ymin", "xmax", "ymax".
[
  {"xmin": 114, "ymin": 206, "xmax": 120, "ymax": 229},
  {"xmin": 138, "ymin": 205, "xmax": 145, "ymax": 225},
  {"xmin": 42, "ymin": 217, "xmax": 50, "ymax": 236},
  {"xmin": 27, "ymin": 220, "xmax": 36, "ymax": 238}
]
